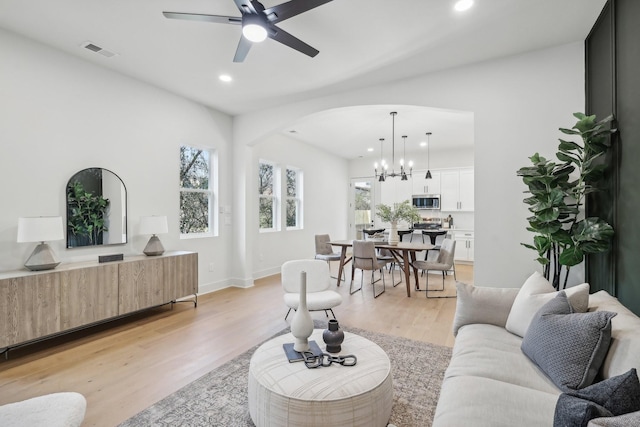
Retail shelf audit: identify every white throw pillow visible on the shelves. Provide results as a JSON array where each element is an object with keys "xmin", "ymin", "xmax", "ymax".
[{"xmin": 505, "ymin": 271, "xmax": 589, "ymax": 337}]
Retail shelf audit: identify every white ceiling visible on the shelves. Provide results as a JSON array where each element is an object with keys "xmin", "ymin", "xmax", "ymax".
[{"xmin": 0, "ymin": 0, "xmax": 606, "ymax": 159}]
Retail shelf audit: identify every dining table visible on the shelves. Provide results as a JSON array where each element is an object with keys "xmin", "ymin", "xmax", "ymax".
[{"xmin": 329, "ymin": 240, "xmax": 435, "ymax": 297}]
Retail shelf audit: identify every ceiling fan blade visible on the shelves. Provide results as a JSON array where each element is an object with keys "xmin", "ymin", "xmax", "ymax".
[
  {"xmin": 163, "ymin": 11, "xmax": 241, "ymax": 25},
  {"xmin": 263, "ymin": 0, "xmax": 333, "ymax": 24},
  {"xmin": 233, "ymin": 36, "xmax": 252, "ymax": 62},
  {"xmin": 269, "ymin": 25, "xmax": 319, "ymax": 58}
]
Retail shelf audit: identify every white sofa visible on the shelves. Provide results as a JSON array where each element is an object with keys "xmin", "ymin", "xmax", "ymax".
[
  {"xmin": 433, "ymin": 278, "xmax": 640, "ymax": 427},
  {"xmin": 0, "ymin": 392, "xmax": 86, "ymax": 427}
]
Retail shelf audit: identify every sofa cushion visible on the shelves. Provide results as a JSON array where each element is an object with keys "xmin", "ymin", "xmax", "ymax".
[
  {"xmin": 433, "ymin": 375, "xmax": 558, "ymax": 427},
  {"xmin": 554, "ymin": 369, "xmax": 640, "ymax": 427},
  {"xmin": 521, "ymin": 292, "xmax": 616, "ymax": 391},
  {"xmin": 506, "ymin": 271, "xmax": 589, "ymax": 337},
  {"xmin": 448, "ymin": 324, "xmax": 560, "ymax": 394},
  {"xmin": 589, "ymin": 291, "xmax": 640, "ymax": 380},
  {"xmin": 452, "ymin": 282, "xmax": 520, "ymax": 336},
  {"xmin": 588, "ymin": 411, "xmax": 640, "ymax": 426}
]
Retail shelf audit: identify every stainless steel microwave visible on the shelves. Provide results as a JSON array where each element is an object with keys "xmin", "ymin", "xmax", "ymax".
[{"xmin": 412, "ymin": 194, "xmax": 440, "ymax": 210}]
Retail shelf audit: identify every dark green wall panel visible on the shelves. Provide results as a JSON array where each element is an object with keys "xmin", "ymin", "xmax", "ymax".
[{"xmin": 586, "ymin": 0, "xmax": 640, "ymax": 315}]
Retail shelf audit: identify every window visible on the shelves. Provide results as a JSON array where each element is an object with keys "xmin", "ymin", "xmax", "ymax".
[
  {"xmin": 259, "ymin": 161, "xmax": 279, "ymax": 231},
  {"xmin": 180, "ymin": 145, "xmax": 216, "ymax": 236},
  {"xmin": 286, "ymin": 167, "xmax": 303, "ymax": 229}
]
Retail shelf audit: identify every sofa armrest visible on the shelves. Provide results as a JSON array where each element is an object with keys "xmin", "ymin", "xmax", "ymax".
[{"xmin": 453, "ymin": 282, "xmax": 520, "ymax": 336}]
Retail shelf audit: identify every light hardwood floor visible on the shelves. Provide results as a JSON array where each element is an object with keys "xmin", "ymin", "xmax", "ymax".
[{"xmin": 0, "ymin": 263, "xmax": 471, "ymax": 426}]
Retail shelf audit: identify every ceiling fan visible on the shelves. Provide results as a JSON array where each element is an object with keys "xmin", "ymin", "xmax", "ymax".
[{"xmin": 163, "ymin": 0, "xmax": 334, "ymax": 63}]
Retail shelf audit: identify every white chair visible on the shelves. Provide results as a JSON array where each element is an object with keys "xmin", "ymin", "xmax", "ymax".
[
  {"xmin": 413, "ymin": 238, "xmax": 457, "ymax": 299},
  {"xmin": 282, "ymin": 259, "xmax": 343, "ymax": 320}
]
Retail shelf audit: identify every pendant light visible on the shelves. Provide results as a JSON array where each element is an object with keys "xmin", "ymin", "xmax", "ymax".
[
  {"xmin": 425, "ymin": 132, "xmax": 433, "ymax": 179},
  {"xmin": 374, "ymin": 112, "xmax": 412, "ymax": 181}
]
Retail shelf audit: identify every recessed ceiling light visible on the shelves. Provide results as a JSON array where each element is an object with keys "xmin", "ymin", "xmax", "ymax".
[
  {"xmin": 420, "ymin": 141, "xmax": 427, "ymax": 147},
  {"xmin": 367, "ymin": 148, "xmax": 374, "ymax": 152},
  {"xmin": 454, "ymin": 0, "xmax": 474, "ymax": 12},
  {"xmin": 219, "ymin": 74, "xmax": 232, "ymax": 82}
]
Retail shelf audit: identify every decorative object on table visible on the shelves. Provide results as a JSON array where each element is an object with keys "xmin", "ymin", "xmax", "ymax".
[
  {"xmin": 302, "ymin": 352, "xmax": 357, "ymax": 369},
  {"xmin": 290, "ymin": 271, "xmax": 314, "ymax": 352},
  {"xmin": 98, "ymin": 253, "xmax": 124, "ymax": 263},
  {"xmin": 516, "ymin": 113, "xmax": 616, "ymax": 289},
  {"xmin": 139, "ymin": 215, "xmax": 168, "ymax": 256},
  {"xmin": 374, "ymin": 111, "xmax": 413, "ymax": 181},
  {"xmin": 323, "ymin": 319, "xmax": 345, "ymax": 353},
  {"xmin": 282, "ymin": 340, "xmax": 323, "ymax": 363},
  {"xmin": 17, "ymin": 216, "xmax": 64, "ymax": 271},
  {"xmin": 375, "ymin": 200, "xmax": 421, "ymax": 246}
]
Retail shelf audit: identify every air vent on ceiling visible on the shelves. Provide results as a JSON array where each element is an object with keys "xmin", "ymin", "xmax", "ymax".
[{"xmin": 80, "ymin": 41, "xmax": 118, "ymax": 58}]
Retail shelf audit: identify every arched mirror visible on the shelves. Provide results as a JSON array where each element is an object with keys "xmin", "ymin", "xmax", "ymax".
[{"xmin": 66, "ymin": 168, "xmax": 127, "ymax": 248}]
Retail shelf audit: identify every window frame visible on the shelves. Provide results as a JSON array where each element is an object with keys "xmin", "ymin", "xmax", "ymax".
[
  {"xmin": 258, "ymin": 160, "xmax": 280, "ymax": 233},
  {"xmin": 179, "ymin": 145, "xmax": 218, "ymax": 239},
  {"xmin": 285, "ymin": 166, "xmax": 303, "ymax": 230}
]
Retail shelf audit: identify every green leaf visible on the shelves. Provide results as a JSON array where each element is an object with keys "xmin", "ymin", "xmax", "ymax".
[
  {"xmin": 536, "ymin": 257, "xmax": 550, "ymax": 266},
  {"xmin": 559, "ymin": 246, "xmax": 584, "ymax": 266},
  {"xmin": 558, "ymin": 139, "xmax": 582, "ymax": 152},
  {"xmin": 557, "ymin": 152, "xmax": 580, "ymax": 165}
]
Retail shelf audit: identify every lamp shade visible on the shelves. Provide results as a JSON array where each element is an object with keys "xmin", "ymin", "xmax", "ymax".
[
  {"xmin": 17, "ymin": 216, "xmax": 64, "ymax": 243},
  {"xmin": 139, "ymin": 216, "xmax": 168, "ymax": 235}
]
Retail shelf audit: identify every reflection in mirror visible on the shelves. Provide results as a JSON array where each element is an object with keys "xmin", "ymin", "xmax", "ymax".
[{"xmin": 66, "ymin": 168, "xmax": 127, "ymax": 248}]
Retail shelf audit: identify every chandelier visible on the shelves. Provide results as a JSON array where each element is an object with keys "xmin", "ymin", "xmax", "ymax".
[{"xmin": 374, "ymin": 112, "xmax": 413, "ymax": 182}]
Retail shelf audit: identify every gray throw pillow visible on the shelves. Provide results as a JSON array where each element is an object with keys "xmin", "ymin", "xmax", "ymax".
[
  {"xmin": 554, "ymin": 369, "xmax": 640, "ymax": 427},
  {"xmin": 521, "ymin": 292, "xmax": 617, "ymax": 392}
]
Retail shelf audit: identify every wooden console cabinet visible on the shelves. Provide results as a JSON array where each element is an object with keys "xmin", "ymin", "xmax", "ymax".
[{"xmin": 0, "ymin": 251, "xmax": 197, "ymax": 352}]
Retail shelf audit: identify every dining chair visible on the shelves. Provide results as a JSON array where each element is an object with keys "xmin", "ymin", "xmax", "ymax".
[
  {"xmin": 314, "ymin": 234, "xmax": 345, "ymax": 280},
  {"xmin": 281, "ymin": 259, "xmax": 343, "ymax": 320},
  {"xmin": 398, "ymin": 229, "xmax": 413, "ymax": 242},
  {"xmin": 362, "ymin": 228, "xmax": 385, "ymax": 241},
  {"xmin": 351, "ymin": 240, "xmax": 396, "ymax": 298},
  {"xmin": 413, "ymin": 238, "xmax": 457, "ymax": 298}
]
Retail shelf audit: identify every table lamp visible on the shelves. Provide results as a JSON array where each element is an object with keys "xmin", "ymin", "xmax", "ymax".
[
  {"xmin": 17, "ymin": 216, "xmax": 64, "ymax": 271},
  {"xmin": 140, "ymin": 215, "xmax": 168, "ymax": 256}
]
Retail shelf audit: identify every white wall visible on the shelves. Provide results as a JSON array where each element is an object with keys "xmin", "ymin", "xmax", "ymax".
[
  {"xmin": 0, "ymin": 24, "xmax": 587, "ymax": 290},
  {"xmin": 235, "ymin": 42, "xmax": 586, "ymax": 288},
  {"xmin": 251, "ymin": 134, "xmax": 349, "ymax": 278},
  {"xmin": 0, "ymin": 28, "xmax": 235, "ymax": 292}
]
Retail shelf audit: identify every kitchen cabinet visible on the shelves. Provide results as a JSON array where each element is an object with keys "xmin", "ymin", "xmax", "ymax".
[
  {"xmin": 379, "ymin": 178, "xmax": 412, "ymax": 207},
  {"xmin": 412, "ymin": 171, "xmax": 441, "ymax": 195},
  {"xmin": 378, "ymin": 178, "xmax": 412, "ymax": 227},
  {"xmin": 440, "ymin": 168, "xmax": 474, "ymax": 211},
  {"xmin": 452, "ymin": 230, "xmax": 474, "ymax": 262}
]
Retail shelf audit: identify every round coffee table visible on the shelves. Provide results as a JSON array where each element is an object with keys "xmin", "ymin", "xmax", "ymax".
[{"xmin": 248, "ymin": 329, "xmax": 393, "ymax": 427}]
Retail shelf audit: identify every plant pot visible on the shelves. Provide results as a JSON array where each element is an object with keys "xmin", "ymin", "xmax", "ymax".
[{"xmin": 388, "ymin": 221, "xmax": 399, "ymax": 246}]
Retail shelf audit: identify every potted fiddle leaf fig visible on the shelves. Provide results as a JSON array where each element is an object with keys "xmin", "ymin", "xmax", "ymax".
[
  {"xmin": 375, "ymin": 200, "xmax": 421, "ymax": 245},
  {"xmin": 517, "ymin": 112, "xmax": 616, "ymax": 290}
]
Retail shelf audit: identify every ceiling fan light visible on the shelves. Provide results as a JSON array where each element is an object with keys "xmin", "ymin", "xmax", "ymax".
[{"xmin": 242, "ymin": 23, "xmax": 267, "ymax": 42}]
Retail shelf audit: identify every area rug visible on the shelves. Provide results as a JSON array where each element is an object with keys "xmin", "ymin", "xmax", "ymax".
[{"xmin": 118, "ymin": 322, "xmax": 452, "ymax": 427}]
